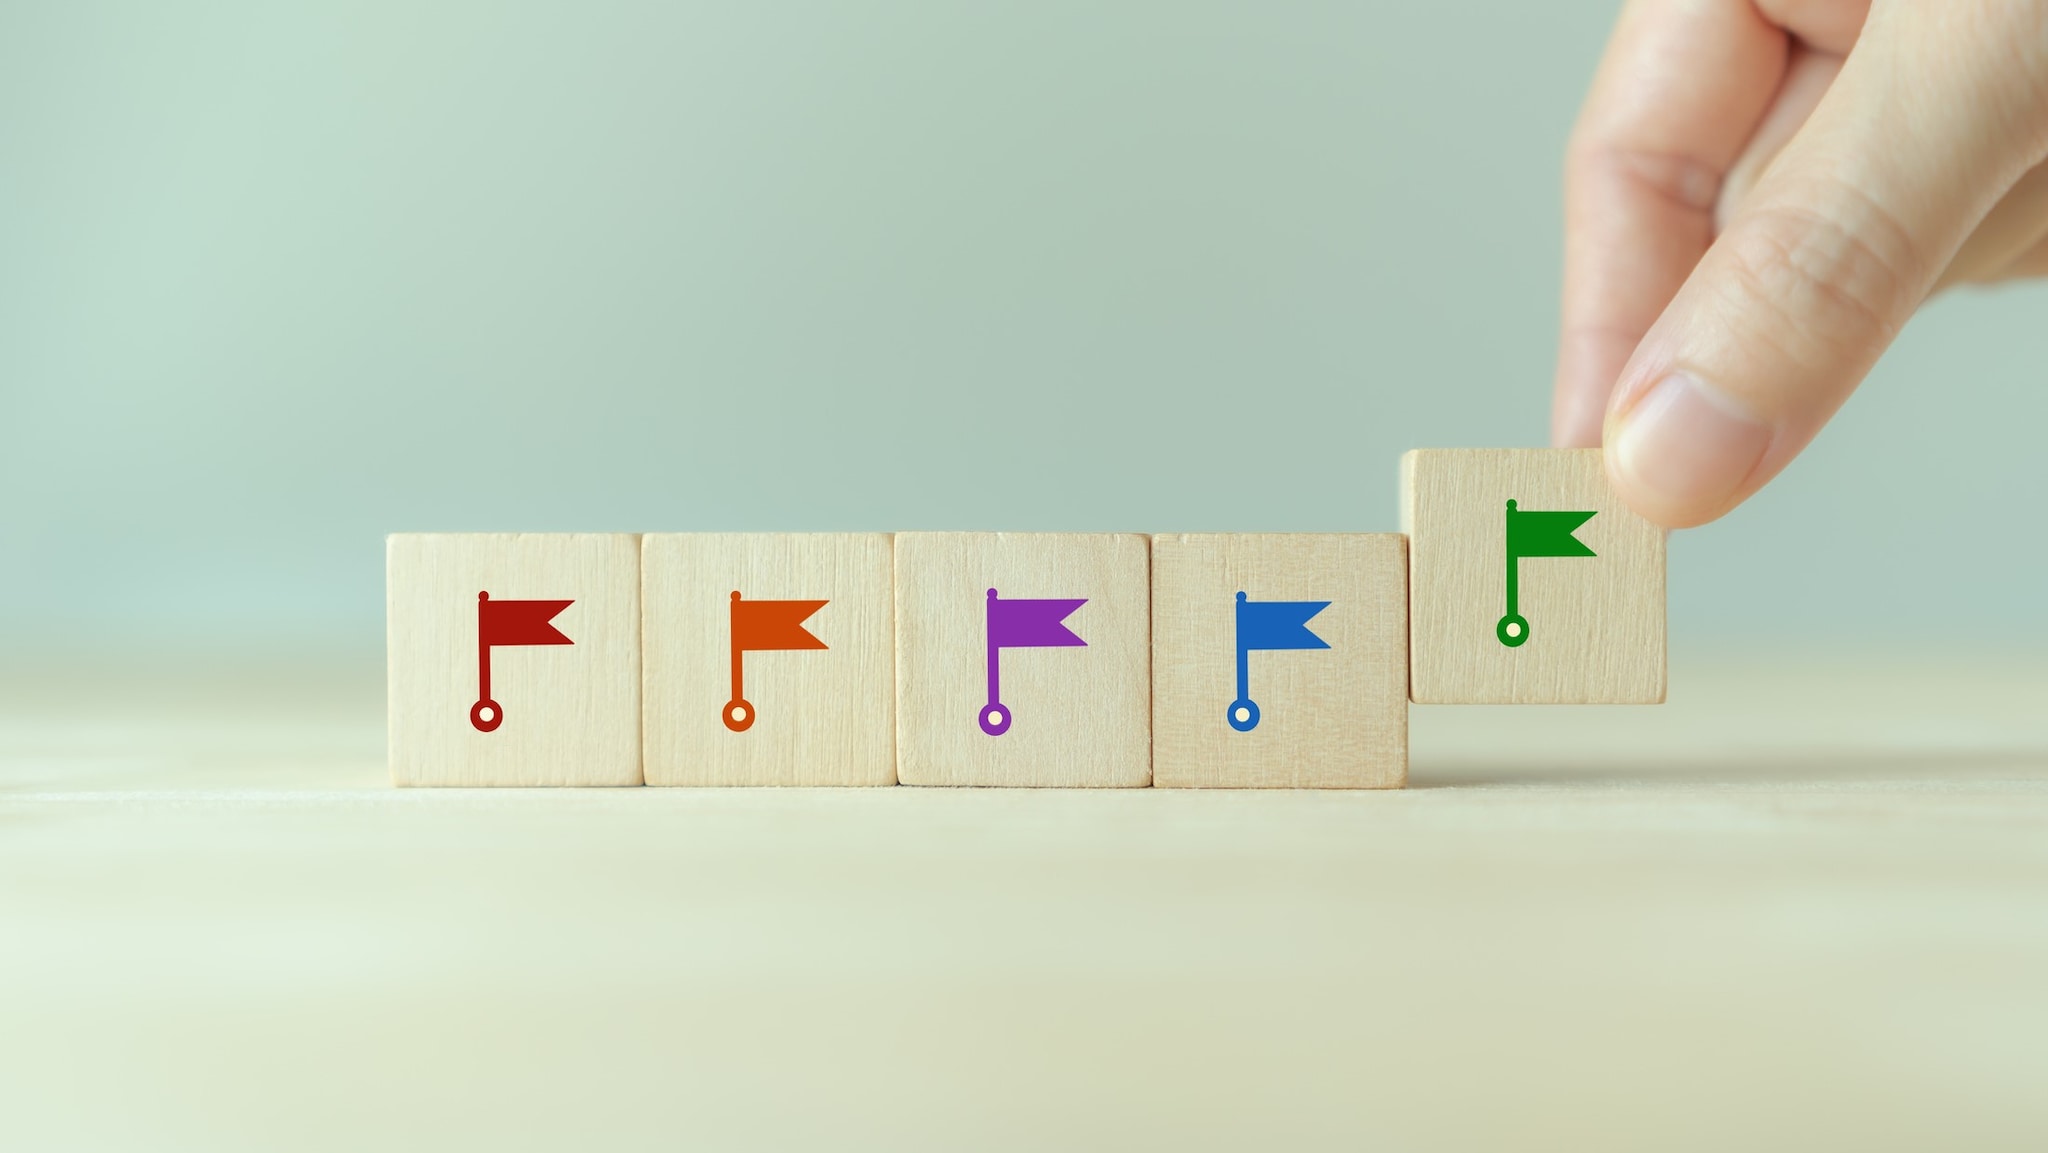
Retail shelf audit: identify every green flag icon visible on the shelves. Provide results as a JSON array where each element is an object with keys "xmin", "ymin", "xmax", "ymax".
[{"xmin": 1498, "ymin": 499, "xmax": 1596, "ymax": 647}]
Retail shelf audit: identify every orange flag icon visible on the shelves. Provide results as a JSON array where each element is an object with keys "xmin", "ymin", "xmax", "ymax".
[{"xmin": 724, "ymin": 592, "xmax": 827, "ymax": 732}]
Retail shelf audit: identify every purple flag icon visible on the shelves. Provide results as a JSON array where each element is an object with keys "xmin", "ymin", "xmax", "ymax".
[{"xmin": 981, "ymin": 588, "xmax": 1087, "ymax": 735}]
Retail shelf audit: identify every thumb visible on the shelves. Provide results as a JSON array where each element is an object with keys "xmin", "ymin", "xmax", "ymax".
[{"xmin": 1601, "ymin": 2, "xmax": 2048, "ymax": 528}]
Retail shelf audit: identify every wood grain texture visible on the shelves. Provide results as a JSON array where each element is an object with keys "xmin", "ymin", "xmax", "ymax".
[
  {"xmin": 641, "ymin": 533, "xmax": 894, "ymax": 786},
  {"xmin": 1153, "ymin": 534, "xmax": 1407, "ymax": 788},
  {"xmin": 1403, "ymin": 448, "xmax": 1665, "ymax": 704},
  {"xmin": 387, "ymin": 533, "xmax": 641, "ymax": 786},
  {"xmin": 894, "ymin": 532, "xmax": 1150, "ymax": 787}
]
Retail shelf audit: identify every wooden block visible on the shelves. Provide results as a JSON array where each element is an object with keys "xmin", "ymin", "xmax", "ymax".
[
  {"xmin": 387, "ymin": 533, "xmax": 642, "ymax": 786},
  {"xmin": 894, "ymin": 532, "xmax": 1150, "ymax": 787},
  {"xmin": 640, "ymin": 533, "xmax": 895, "ymax": 786},
  {"xmin": 1152, "ymin": 534, "xmax": 1408, "ymax": 789},
  {"xmin": 1402, "ymin": 448, "xmax": 1665, "ymax": 704}
]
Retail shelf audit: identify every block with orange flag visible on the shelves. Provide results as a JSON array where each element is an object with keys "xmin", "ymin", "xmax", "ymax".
[{"xmin": 642, "ymin": 533, "xmax": 896, "ymax": 786}]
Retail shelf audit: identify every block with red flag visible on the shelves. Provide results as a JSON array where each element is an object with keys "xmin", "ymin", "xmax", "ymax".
[
  {"xmin": 724, "ymin": 591, "xmax": 829, "ymax": 732},
  {"xmin": 471, "ymin": 590, "xmax": 574, "ymax": 732}
]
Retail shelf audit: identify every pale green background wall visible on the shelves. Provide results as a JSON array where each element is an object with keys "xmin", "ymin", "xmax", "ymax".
[{"xmin": 2, "ymin": 2, "xmax": 2041, "ymax": 659}]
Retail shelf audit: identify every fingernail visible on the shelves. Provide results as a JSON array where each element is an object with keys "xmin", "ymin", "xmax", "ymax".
[{"xmin": 1608, "ymin": 372, "xmax": 1770, "ymax": 525}]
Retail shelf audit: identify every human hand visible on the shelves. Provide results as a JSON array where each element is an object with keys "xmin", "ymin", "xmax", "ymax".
[{"xmin": 1555, "ymin": 0, "xmax": 2048, "ymax": 528}]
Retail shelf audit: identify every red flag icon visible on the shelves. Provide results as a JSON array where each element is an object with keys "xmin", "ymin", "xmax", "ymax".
[
  {"xmin": 724, "ymin": 592, "xmax": 828, "ymax": 732},
  {"xmin": 471, "ymin": 591, "xmax": 574, "ymax": 733}
]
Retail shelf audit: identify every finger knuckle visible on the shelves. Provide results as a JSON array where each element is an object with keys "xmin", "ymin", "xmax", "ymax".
[
  {"xmin": 1567, "ymin": 141, "xmax": 1724, "ymax": 215},
  {"xmin": 1716, "ymin": 190, "xmax": 1924, "ymax": 366}
]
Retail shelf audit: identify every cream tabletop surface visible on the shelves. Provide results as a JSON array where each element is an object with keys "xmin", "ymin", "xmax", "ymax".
[{"xmin": 3, "ymin": 654, "xmax": 2046, "ymax": 1151}]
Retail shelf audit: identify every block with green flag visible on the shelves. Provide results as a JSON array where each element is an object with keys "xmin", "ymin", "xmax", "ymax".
[{"xmin": 1498, "ymin": 499, "xmax": 1596, "ymax": 648}]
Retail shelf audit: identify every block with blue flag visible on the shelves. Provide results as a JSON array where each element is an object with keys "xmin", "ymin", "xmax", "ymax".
[{"xmin": 1228, "ymin": 591, "xmax": 1331, "ymax": 732}]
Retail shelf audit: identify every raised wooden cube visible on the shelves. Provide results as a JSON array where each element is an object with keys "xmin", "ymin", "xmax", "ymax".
[
  {"xmin": 894, "ymin": 532, "xmax": 1150, "ymax": 787},
  {"xmin": 641, "ymin": 533, "xmax": 895, "ymax": 786},
  {"xmin": 387, "ymin": 533, "xmax": 642, "ymax": 786},
  {"xmin": 1152, "ymin": 534, "xmax": 1407, "ymax": 788},
  {"xmin": 1403, "ymin": 448, "xmax": 1665, "ymax": 704}
]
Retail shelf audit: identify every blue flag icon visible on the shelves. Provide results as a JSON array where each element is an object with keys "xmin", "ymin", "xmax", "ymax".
[{"xmin": 1229, "ymin": 591, "xmax": 1331, "ymax": 732}]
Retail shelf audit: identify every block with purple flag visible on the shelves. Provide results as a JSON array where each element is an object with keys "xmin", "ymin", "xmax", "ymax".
[
  {"xmin": 980, "ymin": 588, "xmax": 1087, "ymax": 735},
  {"xmin": 1228, "ymin": 591, "xmax": 1331, "ymax": 732}
]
